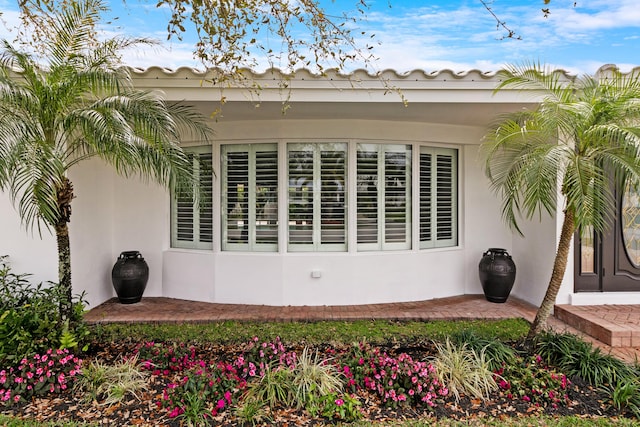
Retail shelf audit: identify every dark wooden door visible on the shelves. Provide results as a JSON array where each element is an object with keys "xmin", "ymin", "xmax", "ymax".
[{"xmin": 575, "ymin": 182, "xmax": 640, "ymax": 292}]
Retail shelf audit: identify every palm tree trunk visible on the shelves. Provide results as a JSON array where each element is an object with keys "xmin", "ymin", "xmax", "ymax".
[
  {"xmin": 526, "ymin": 209, "xmax": 576, "ymax": 344},
  {"xmin": 55, "ymin": 177, "xmax": 74, "ymax": 321}
]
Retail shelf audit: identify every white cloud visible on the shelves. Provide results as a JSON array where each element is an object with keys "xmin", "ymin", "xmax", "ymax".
[{"xmin": 0, "ymin": 0, "xmax": 637, "ymax": 75}]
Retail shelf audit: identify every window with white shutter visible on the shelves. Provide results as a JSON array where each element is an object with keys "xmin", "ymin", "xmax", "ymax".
[
  {"xmin": 288, "ymin": 143, "xmax": 347, "ymax": 251},
  {"xmin": 357, "ymin": 144, "xmax": 411, "ymax": 251},
  {"xmin": 171, "ymin": 142, "xmax": 457, "ymax": 253},
  {"xmin": 222, "ymin": 144, "xmax": 278, "ymax": 251},
  {"xmin": 420, "ymin": 147, "xmax": 457, "ymax": 248},
  {"xmin": 171, "ymin": 146, "xmax": 213, "ymax": 249}
]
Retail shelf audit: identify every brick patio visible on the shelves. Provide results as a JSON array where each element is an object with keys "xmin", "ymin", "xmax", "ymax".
[{"xmin": 84, "ymin": 294, "xmax": 640, "ymax": 363}]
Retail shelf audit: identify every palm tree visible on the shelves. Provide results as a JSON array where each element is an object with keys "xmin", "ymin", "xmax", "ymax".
[
  {"xmin": 482, "ymin": 63, "xmax": 640, "ymax": 343},
  {"xmin": 0, "ymin": 0, "xmax": 211, "ymax": 320}
]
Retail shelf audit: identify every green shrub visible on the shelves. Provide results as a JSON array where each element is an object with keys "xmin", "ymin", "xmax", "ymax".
[
  {"xmin": 291, "ymin": 347, "xmax": 344, "ymax": 408},
  {"xmin": 313, "ymin": 392, "xmax": 362, "ymax": 422},
  {"xmin": 495, "ymin": 354, "xmax": 570, "ymax": 407},
  {"xmin": 75, "ymin": 355, "xmax": 147, "ymax": 405},
  {"xmin": 431, "ymin": 339, "xmax": 497, "ymax": 402},
  {"xmin": 0, "ymin": 349, "xmax": 82, "ymax": 405},
  {"xmin": 161, "ymin": 360, "xmax": 244, "ymax": 421},
  {"xmin": 243, "ymin": 363, "xmax": 295, "ymax": 409},
  {"xmin": 451, "ymin": 329, "xmax": 517, "ymax": 372},
  {"xmin": 535, "ymin": 332, "xmax": 636, "ymax": 387},
  {"xmin": 610, "ymin": 379, "xmax": 640, "ymax": 417},
  {"xmin": 0, "ymin": 256, "xmax": 89, "ymax": 365}
]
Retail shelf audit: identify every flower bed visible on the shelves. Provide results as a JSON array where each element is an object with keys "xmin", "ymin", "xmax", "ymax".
[{"xmin": 0, "ymin": 337, "xmax": 621, "ymax": 426}]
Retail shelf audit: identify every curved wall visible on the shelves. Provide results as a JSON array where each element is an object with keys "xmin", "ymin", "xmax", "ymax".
[{"xmin": 126, "ymin": 118, "xmax": 518, "ymax": 306}]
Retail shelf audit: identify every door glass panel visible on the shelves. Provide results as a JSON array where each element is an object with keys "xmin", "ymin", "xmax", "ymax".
[
  {"xmin": 622, "ymin": 182, "xmax": 640, "ymax": 268},
  {"xmin": 580, "ymin": 225, "xmax": 595, "ymax": 274}
]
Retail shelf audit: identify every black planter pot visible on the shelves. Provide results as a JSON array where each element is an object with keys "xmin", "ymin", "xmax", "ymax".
[
  {"xmin": 478, "ymin": 248, "xmax": 516, "ymax": 303},
  {"xmin": 111, "ymin": 251, "xmax": 149, "ymax": 304}
]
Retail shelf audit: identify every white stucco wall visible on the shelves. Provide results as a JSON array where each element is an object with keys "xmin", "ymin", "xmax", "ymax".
[
  {"xmin": 462, "ymin": 145, "xmax": 515, "ymax": 297},
  {"xmin": 128, "ymin": 117, "xmax": 519, "ymax": 306},
  {"xmin": 0, "ymin": 192, "xmax": 58, "ymax": 285},
  {"xmin": 0, "ymin": 116, "xmax": 581, "ymax": 309},
  {"xmin": 6, "ymin": 66, "xmax": 637, "ymax": 310},
  {"xmin": 67, "ymin": 160, "xmax": 117, "ymax": 308},
  {"xmin": 510, "ymin": 211, "xmax": 563, "ymax": 305}
]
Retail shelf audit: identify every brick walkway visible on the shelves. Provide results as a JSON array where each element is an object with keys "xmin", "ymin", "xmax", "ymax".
[{"xmin": 84, "ymin": 294, "xmax": 640, "ymax": 363}]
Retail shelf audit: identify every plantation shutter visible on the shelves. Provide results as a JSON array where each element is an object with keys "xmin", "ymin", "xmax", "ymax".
[
  {"xmin": 320, "ymin": 150, "xmax": 346, "ymax": 245},
  {"xmin": 222, "ymin": 144, "xmax": 278, "ymax": 251},
  {"xmin": 420, "ymin": 147, "xmax": 457, "ymax": 249},
  {"xmin": 357, "ymin": 144, "xmax": 411, "ymax": 251},
  {"xmin": 172, "ymin": 146, "xmax": 213, "ymax": 250},
  {"xmin": 288, "ymin": 143, "xmax": 347, "ymax": 251},
  {"xmin": 255, "ymin": 149, "xmax": 278, "ymax": 245},
  {"xmin": 356, "ymin": 148, "xmax": 379, "ymax": 245}
]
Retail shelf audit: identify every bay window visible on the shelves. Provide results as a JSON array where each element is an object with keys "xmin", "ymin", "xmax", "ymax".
[{"xmin": 170, "ymin": 141, "xmax": 458, "ymax": 252}]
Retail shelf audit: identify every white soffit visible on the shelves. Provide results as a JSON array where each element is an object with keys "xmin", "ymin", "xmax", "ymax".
[{"xmin": 125, "ymin": 66, "xmax": 587, "ymax": 126}]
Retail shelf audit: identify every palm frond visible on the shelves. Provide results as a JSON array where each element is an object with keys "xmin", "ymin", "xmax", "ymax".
[
  {"xmin": 484, "ymin": 61, "xmax": 640, "ymax": 235},
  {"xmin": 0, "ymin": 0, "xmax": 212, "ymax": 233}
]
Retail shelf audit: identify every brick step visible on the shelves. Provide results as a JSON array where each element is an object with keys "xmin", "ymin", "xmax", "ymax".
[{"xmin": 555, "ymin": 305, "xmax": 640, "ymax": 347}]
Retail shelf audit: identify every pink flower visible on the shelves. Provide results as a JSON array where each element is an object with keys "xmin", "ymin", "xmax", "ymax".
[
  {"xmin": 216, "ymin": 399, "xmax": 226, "ymax": 409},
  {"xmin": 168, "ymin": 407, "xmax": 183, "ymax": 418},
  {"xmin": 335, "ymin": 398, "xmax": 344, "ymax": 406}
]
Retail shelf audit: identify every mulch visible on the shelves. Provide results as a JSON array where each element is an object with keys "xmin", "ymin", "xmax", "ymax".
[{"xmin": 0, "ymin": 339, "xmax": 625, "ymax": 426}]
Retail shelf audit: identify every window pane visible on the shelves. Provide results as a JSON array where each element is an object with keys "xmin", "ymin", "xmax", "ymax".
[
  {"xmin": 385, "ymin": 151, "xmax": 408, "ymax": 243},
  {"xmin": 580, "ymin": 225, "xmax": 595, "ymax": 274},
  {"xmin": 420, "ymin": 147, "xmax": 457, "ymax": 249},
  {"xmin": 256, "ymin": 150, "xmax": 278, "ymax": 244},
  {"xmin": 287, "ymin": 143, "xmax": 347, "ymax": 250},
  {"xmin": 222, "ymin": 144, "xmax": 278, "ymax": 251},
  {"xmin": 436, "ymin": 153, "xmax": 454, "ymax": 241},
  {"xmin": 357, "ymin": 150, "xmax": 379, "ymax": 244},
  {"xmin": 176, "ymin": 180, "xmax": 194, "ymax": 241},
  {"xmin": 622, "ymin": 182, "xmax": 640, "ymax": 268},
  {"xmin": 321, "ymin": 150, "xmax": 346, "ymax": 244},
  {"xmin": 357, "ymin": 144, "xmax": 411, "ymax": 250},
  {"xmin": 419, "ymin": 152, "xmax": 432, "ymax": 242},
  {"xmin": 226, "ymin": 152, "xmax": 249, "ymax": 243},
  {"xmin": 172, "ymin": 146, "xmax": 213, "ymax": 250},
  {"xmin": 288, "ymin": 150, "xmax": 314, "ymax": 244},
  {"xmin": 198, "ymin": 153, "xmax": 214, "ymax": 243}
]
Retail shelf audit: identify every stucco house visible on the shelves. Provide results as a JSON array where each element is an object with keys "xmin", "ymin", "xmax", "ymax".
[{"xmin": 2, "ymin": 65, "xmax": 639, "ymax": 310}]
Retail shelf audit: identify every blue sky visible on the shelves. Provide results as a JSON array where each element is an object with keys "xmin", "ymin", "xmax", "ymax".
[{"xmin": 1, "ymin": 0, "xmax": 639, "ymax": 74}]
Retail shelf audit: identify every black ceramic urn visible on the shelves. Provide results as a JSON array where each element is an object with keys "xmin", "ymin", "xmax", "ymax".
[
  {"xmin": 111, "ymin": 251, "xmax": 149, "ymax": 304},
  {"xmin": 478, "ymin": 248, "xmax": 516, "ymax": 303}
]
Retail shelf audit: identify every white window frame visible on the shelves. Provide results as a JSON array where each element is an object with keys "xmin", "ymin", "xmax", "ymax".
[
  {"xmin": 170, "ymin": 145, "xmax": 213, "ymax": 250},
  {"xmin": 419, "ymin": 146, "xmax": 458, "ymax": 249},
  {"xmin": 356, "ymin": 143, "xmax": 412, "ymax": 251},
  {"xmin": 221, "ymin": 143, "xmax": 279, "ymax": 252},
  {"xmin": 287, "ymin": 142, "xmax": 348, "ymax": 252}
]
